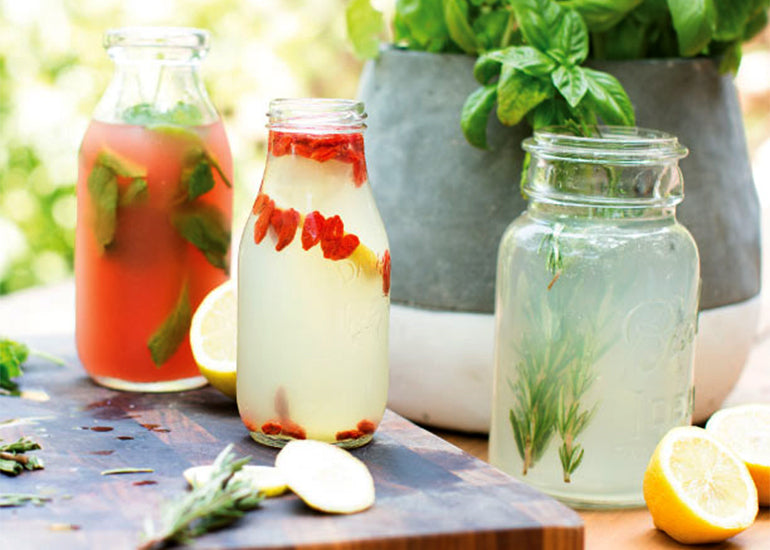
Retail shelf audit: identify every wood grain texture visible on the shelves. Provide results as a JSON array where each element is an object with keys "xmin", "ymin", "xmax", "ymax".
[{"xmin": 0, "ymin": 335, "xmax": 583, "ymax": 550}]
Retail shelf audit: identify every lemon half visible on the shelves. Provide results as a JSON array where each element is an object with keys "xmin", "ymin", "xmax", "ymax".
[
  {"xmin": 190, "ymin": 280, "xmax": 236, "ymax": 399},
  {"xmin": 706, "ymin": 403, "xmax": 770, "ymax": 506},
  {"xmin": 643, "ymin": 426, "xmax": 758, "ymax": 544}
]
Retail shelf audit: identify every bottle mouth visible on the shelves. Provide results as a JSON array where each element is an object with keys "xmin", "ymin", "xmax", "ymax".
[
  {"xmin": 522, "ymin": 126, "xmax": 688, "ymax": 209},
  {"xmin": 104, "ymin": 27, "xmax": 210, "ymax": 62},
  {"xmin": 523, "ymin": 125, "xmax": 688, "ymax": 165},
  {"xmin": 268, "ymin": 98, "xmax": 366, "ymax": 133}
]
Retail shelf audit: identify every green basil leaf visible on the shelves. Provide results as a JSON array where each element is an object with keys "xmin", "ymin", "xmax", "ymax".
[
  {"xmin": 743, "ymin": 7, "xmax": 768, "ymax": 41},
  {"xmin": 487, "ymin": 46, "xmax": 557, "ymax": 76},
  {"xmin": 395, "ymin": 0, "xmax": 450, "ymax": 51},
  {"xmin": 718, "ymin": 41, "xmax": 742, "ymax": 75},
  {"xmin": 552, "ymin": 65, "xmax": 588, "ymax": 108},
  {"xmin": 147, "ymin": 283, "xmax": 192, "ymax": 367},
  {"xmin": 634, "ymin": 0, "xmax": 670, "ymax": 24},
  {"xmin": 592, "ymin": 16, "xmax": 649, "ymax": 59},
  {"xmin": 473, "ymin": 11, "xmax": 512, "ymax": 51},
  {"xmin": 509, "ymin": 0, "xmax": 565, "ymax": 52},
  {"xmin": 171, "ymin": 203, "xmax": 231, "ymax": 272},
  {"xmin": 496, "ymin": 65, "xmax": 552, "ymax": 126},
  {"xmin": 666, "ymin": 0, "xmax": 716, "ymax": 56},
  {"xmin": 120, "ymin": 179, "xmax": 149, "ymax": 207},
  {"xmin": 582, "ymin": 67, "xmax": 635, "ymax": 126},
  {"xmin": 713, "ymin": 0, "xmax": 753, "ymax": 41},
  {"xmin": 559, "ymin": 0, "xmax": 642, "ymax": 32},
  {"xmin": 346, "ymin": 0, "xmax": 385, "ymax": 59},
  {"xmin": 0, "ymin": 339, "xmax": 28, "ymax": 392},
  {"xmin": 461, "ymin": 84, "xmax": 498, "ymax": 149},
  {"xmin": 553, "ymin": 9, "xmax": 589, "ymax": 65},
  {"xmin": 474, "ymin": 53, "xmax": 503, "ymax": 84},
  {"xmin": 444, "ymin": 0, "xmax": 481, "ymax": 53},
  {"xmin": 528, "ymin": 98, "xmax": 576, "ymax": 129},
  {"xmin": 87, "ymin": 164, "xmax": 119, "ymax": 252}
]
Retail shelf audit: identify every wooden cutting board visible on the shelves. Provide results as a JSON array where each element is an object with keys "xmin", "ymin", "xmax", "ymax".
[{"xmin": 0, "ymin": 335, "xmax": 583, "ymax": 549}]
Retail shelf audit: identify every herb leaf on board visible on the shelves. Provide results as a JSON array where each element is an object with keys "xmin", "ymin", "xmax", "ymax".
[
  {"xmin": 138, "ymin": 445, "xmax": 263, "ymax": 550},
  {"xmin": 147, "ymin": 284, "xmax": 192, "ymax": 367}
]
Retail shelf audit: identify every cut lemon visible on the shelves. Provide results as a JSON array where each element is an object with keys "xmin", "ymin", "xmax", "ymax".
[
  {"xmin": 190, "ymin": 280, "xmax": 236, "ymax": 399},
  {"xmin": 184, "ymin": 464, "xmax": 288, "ymax": 497},
  {"xmin": 275, "ymin": 440, "xmax": 375, "ymax": 514},
  {"xmin": 706, "ymin": 404, "xmax": 770, "ymax": 506},
  {"xmin": 643, "ymin": 426, "xmax": 758, "ymax": 544}
]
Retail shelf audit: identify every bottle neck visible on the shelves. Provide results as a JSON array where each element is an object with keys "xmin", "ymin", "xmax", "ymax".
[
  {"xmin": 94, "ymin": 58, "xmax": 218, "ymax": 125},
  {"xmin": 527, "ymin": 198, "xmax": 677, "ymax": 222},
  {"xmin": 264, "ymin": 129, "xmax": 369, "ymax": 188}
]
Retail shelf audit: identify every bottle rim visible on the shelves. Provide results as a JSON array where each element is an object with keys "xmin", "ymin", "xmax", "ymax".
[
  {"xmin": 523, "ymin": 125, "xmax": 688, "ymax": 165},
  {"xmin": 268, "ymin": 98, "xmax": 366, "ymax": 133},
  {"xmin": 104, "ymin": 27, "xmax": 210, "ymax": 53}
]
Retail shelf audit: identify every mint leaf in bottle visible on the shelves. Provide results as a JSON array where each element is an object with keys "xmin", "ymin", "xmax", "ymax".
[
  {"xmin": 171, "ymin": 203, "xmax": 231, "ymax": 273},
  {"xmin": 147, "ymin": 284, "xmax": 192, "ymax": 367},
  {"xmin": 87, "ymin": 150, "xmax": 148, "ymax": 252}
]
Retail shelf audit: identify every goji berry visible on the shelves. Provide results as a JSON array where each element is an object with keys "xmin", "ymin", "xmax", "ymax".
[
  {"xmin": 380, "ymin": 250, "xmax": 391, "ymax": 295},
  {"xmin": 357, "ymin": 419, "xmax": 376, "ymax": 434},
  {"xmin": 253, "ymin": 196, "xmax": 275, "ymax": 245},
  {"xmin": 271, "ymin": 207, "xmax": 300, "ymax": 251},
  {"xmin": 281, "ymin": 421, "xmax": 306, "ymax": 440},
  {"xmin": 320, "ymin": 215, "xmax": 345, "ymax": 258},
  {"xmin": 336, "ymin": 430, "xmax": 364, "ymax": 441},
  {"xmin": 261, "ymin": 422, "xmax": 282, "ymax": 435},
  {"xmin": 242, "ymin": 418, "xmax": 260, "ymax": 433},
  {"xmin": 302, "ymin": 211, "xmax": 325, "ymax": 250},
  {"xmin": 252, "ymin": 192, "xmax": 269, "ymax": 215}
]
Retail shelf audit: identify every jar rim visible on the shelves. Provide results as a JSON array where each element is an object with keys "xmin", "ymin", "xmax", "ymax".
[
  {"xmin": 268, "ymin": 98, "xmax": 366, "ymax": 133},
  {"xmin": 523, "ymin": 125, "xmax": 688, "ymax": 164},
  {"xmin": 104, "ymin": 27, "xmax": 210, "ymax": 52}
]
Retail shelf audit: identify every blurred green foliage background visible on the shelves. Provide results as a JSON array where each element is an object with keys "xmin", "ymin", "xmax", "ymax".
[
  {"xmin": 0, "ymin": 0, "xmax": 362, "ymax": 293},
  {"xmin": 0, "ymin": 0, "xmax": 768, "ymax": 295}
]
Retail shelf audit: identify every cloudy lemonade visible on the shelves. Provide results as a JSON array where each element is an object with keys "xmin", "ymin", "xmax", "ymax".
[{"xmin": 238, "ymin": 100, "xmax": 390, "ymax": 448}]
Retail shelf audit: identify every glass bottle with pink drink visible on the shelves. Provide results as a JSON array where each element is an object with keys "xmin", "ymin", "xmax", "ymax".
[{"xmin": 76, "ymin": 27, "xmax": 233, "ymax": 391}]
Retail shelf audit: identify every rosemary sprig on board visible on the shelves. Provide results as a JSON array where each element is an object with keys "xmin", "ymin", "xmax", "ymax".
[
  {"xmin": 0, "ymin": 437, "xmax": 44, "ymax": 476},
  {"xmin": 139, "ymin": 444, "xmax": 263, "ymax": 550},
  {"xmin": 0, "ymin": 493, "xmax": 51, "ymax": 507}
]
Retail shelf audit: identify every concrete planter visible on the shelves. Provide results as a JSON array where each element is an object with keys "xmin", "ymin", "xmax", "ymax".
[{"xmin": 360, "ymin": 48, "xmax": 761, "ymax": 432}]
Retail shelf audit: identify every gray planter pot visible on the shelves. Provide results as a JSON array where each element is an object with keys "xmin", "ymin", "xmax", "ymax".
[{"xmin": 359, "ymin": 48, "xmax": 761, "ymax": 431}]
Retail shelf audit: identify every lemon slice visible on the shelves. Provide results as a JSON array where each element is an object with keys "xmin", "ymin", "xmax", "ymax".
[
  {"xmin": 275, "ymin": 440, "xmax": 375, "ymax": 514},
  {"xmin": 706, "ymin": 404, "xmax": 770, "ymax": 506},
  {"xmin": 190, "ymin": 280, "xmax": 236, "ymax": 399},
  {"xmin": 643, "ymin": 426, "xmax": 758, "ymax": 544},
  {"xmin": 183, "ymin": 464, "xmax": 288, "ymax": 497}
]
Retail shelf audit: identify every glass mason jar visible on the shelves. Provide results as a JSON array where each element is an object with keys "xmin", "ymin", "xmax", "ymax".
[
  {"xmin": 76, "ymin": 27, "xmax": 233, "ymax": 391},
  {"xmin": 237, "ymin": 98, "xmax": 390, "ymax": 449},
  {"xmin": 489, "ymin": 127, "xmax": 700, "ymax": 507}
]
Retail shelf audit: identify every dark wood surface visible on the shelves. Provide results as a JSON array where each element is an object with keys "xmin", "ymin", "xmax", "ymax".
[{"xmin": 0, "ymin": 334, "xmax": 583, "ymax": 550}]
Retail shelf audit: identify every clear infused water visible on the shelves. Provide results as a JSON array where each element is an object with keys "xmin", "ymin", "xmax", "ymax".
[{"xmin": 489, "ymin": 213, "xmax": 700, "ymax": 507}]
